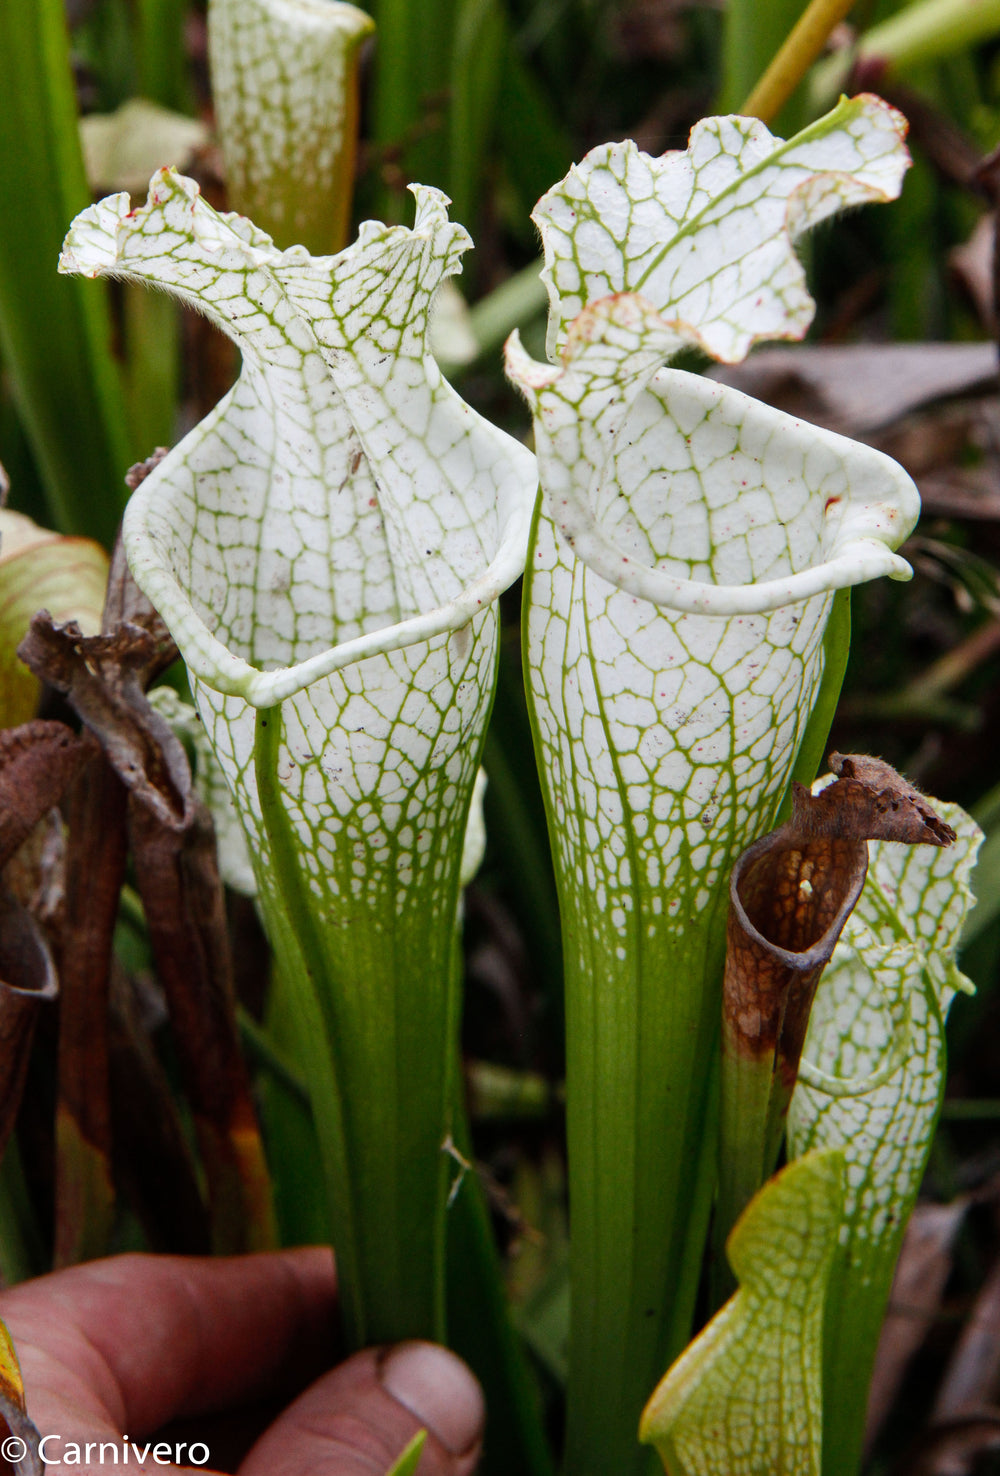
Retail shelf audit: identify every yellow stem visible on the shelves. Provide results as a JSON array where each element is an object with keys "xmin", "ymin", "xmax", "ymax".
[{"xmin": 741, "ymin": 0, "xmax": 857, "ymax": 124}]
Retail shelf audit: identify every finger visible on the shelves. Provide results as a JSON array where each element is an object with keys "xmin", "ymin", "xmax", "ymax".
[
  {"xmin": 239, "ymin": 1342, "xmax": 484, "ymax": 1476},
  {"xmin": 1, "ymin": 1248, "xmax": 337, "ymax": 1441}
]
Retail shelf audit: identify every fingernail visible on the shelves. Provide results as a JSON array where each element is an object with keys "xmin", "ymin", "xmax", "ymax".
[{"xmin": 379, "ymin": 1342, "xmax": 485, "ymax": 1455}]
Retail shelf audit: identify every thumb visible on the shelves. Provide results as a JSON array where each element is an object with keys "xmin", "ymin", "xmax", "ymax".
[{"xmin": 238, "ymin": 1343, "xmax": 484, "ymax": 1476}]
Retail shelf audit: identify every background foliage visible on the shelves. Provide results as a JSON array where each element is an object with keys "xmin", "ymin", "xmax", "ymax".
[{"xmin": 4, "ymin": 2, "xmax": 1000, "ymax": 1473}]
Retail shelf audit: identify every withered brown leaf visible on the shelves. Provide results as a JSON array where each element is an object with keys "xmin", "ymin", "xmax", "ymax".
[
  {"xmin": 721, "ymin": 754, "xmax": 954, "ymax": 1234},
  {"xmin": 19, "ymin": 539, "xmax": 274, "ymax": 1253}
]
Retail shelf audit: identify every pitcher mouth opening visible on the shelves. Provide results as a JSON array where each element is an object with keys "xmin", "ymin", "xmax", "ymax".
[
  {"xmin": 550, "ymin": 478, "xmax": 914, "ymax": 617},
  {"xmin": 510, "ymin": 314, "xmax": 920, "ymax": 621},
  {"xmin": 123, "ymin": 478, "xmax": 532, "ymax": 707}
]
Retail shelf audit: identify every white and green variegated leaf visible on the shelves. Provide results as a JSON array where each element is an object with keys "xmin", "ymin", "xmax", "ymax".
[
  {"xmin": 60, "ymin": 170, "xmax": 535, "ymax": 706},
  {"xmin": 640, "ymin": 1150, "xmax": 845, "ymax": 1476},
  {"xmin": 506, "ymin": 99, "xmax": 916, "ymax": 1476},
  {"xmin": 208, "ymin": 0, "xmax": 374, "ymax": 253},
  {"xmin": 535, "ymin": 94, "xmax": 909, "ymax": 362},
  {"xmin": 788, "ymin": 801, "xmax": 982, "ymax": 1476},
  {"xmin": 513, "ymin": 324, "xmax": 907, "ymax": 1472},
  {"xmin": 60, "ymin": 172, "xmax": 536, "ymax": 1349}
]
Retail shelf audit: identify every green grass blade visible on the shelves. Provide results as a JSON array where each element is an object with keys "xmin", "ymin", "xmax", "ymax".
[
  {"xmin": 718, "ymin": 0, "xmax": 811, "ymax": 130},
  {"xmin": 446, "ymin": 1081, "xmax": 556, "ymax": 1476},
  {"xmin": 448, "ymin": 0, "xmax": 505, "ymax": 232},
  {"xmin": 384, "ymin": 1432, "xmax": 426, "ymax": 1476},
  {"xmin": 135, "ymin": 0, "xmax": 193, "ymax": 112},
  {"xmin": 776, "ymin": 586, "xmax": 851, "ymax": 824},
  {"xmin": 0, "ymin": 1140, "xmax": 44, "ymax": 1286},
  {"xmin": 367, "ymin": 0, "xmax": 457, "ymax": 219},
  {"xmin": 494, "ymin": 46, "xmax": 575, "ymax": 240},
  {"xmin": 466, "ymin": 262, "xmax": 548, "ymax": 363},
  {"xmin": 122, "ymin": 289, "xmax": 180, "ymax": 457},
  {"xmin": 252, "ymin": 976, "xmax": 332, "ymax": 1249},
  {"xmin": 0, "ymin": 0, "xmax": 132, "ymax": 545}
]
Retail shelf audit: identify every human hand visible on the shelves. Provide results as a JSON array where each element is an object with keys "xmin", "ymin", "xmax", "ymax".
[{"xmin": 0, "ymin": 1249, "xmax": 483, "ymax": 1475}]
